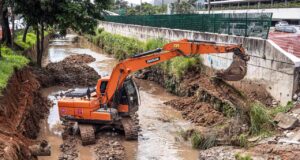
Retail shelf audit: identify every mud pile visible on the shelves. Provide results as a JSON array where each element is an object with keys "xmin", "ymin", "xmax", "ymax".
[
  {"xmin": 34, "ymin": 54, "xmax": 99, "ymax": 87},
  {"xmin": 0, "ymin": 67, "xmax": 51, "ymax": 160},
  {"xmin": 165, "ymin": 97, "xmax": 224, "ymax": 126}
]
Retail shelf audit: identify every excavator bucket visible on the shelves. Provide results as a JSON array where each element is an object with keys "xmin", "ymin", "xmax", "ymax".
[{"xmin": 215, "ymin": 49, "xmax": 250, "ymax": 81}]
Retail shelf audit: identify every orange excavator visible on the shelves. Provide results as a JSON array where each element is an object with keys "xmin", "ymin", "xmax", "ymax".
[{"xmin": 58, "ymin": 39, "xmax": 250, "ymax": 145}]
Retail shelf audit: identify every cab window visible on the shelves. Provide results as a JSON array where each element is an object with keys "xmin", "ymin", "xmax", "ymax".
[{"xmin": 100, "ymin": 81, "xmax": 108, "ymax": 95}]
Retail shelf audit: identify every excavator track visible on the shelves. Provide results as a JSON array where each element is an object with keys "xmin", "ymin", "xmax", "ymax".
[
  {"xmin": 121, "ymin": 117, "xmax": 138, "ymax": 140},
  {"xmin": 79, "ymin": 124, "xmax": 96, "ymax": 146}
]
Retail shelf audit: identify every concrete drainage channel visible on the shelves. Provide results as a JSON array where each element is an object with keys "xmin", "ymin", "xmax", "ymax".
[{"xmin": 37, "ymin": 35, "xmax": 199, "ymax": 160}]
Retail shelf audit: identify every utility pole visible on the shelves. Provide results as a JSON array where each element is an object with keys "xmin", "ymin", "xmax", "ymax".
[
  {"xmin": 140, "ymin": 0, "xmax": 142, "ymax": 14},
  {"xmin": 208, "ymin": 0, "xmax": 211, "ymax": 14}
]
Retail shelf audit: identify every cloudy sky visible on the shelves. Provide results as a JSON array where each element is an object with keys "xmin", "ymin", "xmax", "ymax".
[{"xmin": 125, "ymin": 0, "xmax": 153, "ymax": 5}]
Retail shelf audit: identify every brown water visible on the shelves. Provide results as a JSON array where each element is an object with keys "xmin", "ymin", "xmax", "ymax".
[{"xmin": 38, "ymin": 35, "xmax": 199, "ymax": 160}]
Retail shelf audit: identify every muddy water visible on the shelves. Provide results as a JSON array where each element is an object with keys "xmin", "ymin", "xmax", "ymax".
[{"xmin": 38, "ymin": 35, "xmax": 198, "ymax": 160}]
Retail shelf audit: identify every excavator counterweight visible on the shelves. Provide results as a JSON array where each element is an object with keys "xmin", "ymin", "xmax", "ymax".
[{"xmin": 57, "ymin": 39, "xmax": 250, "ymax": 145}]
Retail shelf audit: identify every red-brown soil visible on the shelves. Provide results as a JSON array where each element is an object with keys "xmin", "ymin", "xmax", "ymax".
[
  {"xmin": 0, "ymin": 67, "xmax": 51, "ymax": 160},
  {"xmin": 165, "ymin": 97, "xmax": 225, "ymax": 126}
]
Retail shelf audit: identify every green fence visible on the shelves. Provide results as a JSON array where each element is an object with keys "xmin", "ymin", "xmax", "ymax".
[{"xmin": 104, "ymin": 13, "xmax": 273, "ymax": 39}]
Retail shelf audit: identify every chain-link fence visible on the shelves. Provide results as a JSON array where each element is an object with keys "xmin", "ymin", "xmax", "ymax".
[{"xmin": 104, "ymin": 13, "xmax": 273, "ymax": 39}]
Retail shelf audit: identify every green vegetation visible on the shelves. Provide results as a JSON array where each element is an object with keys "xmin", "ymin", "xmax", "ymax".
[
  {"xmin": 111, "ymin": 1, "xmax": 167, "ymax": 15},
  {"xmin": 191, "ymin": 131, "xmax": 216, "ymax": 149},
  {"xmin": 0, "ymin": 47, "xmax": 29, "ymax": 91},
  {"xmin": 249, "ymin": 102, "xmax": 274, "ymax": 135},
  {"xmin": 270, "ymin": 101, "xmax": 294, "ymax": 117},
  {"xmin": 235, "ymin": 153, "xmax": 253, "ymax": 160},
  {"xmin": 89, "ymin": 30, "xmax": 203, "ymax": 79},
  {"xmin": 238, "ymin": 134, "xmax": 248, "ymax": 148},
  {"xmin": 15, "ymin": 30, "xmax": 50, "ymax": 50},
  {"xmin": 15, "ymin": 33, "xmax": 37, "ymax": 50},
  {"xmin": 91, "ymin": 31, "xmax": 144, "ymax": 60}
]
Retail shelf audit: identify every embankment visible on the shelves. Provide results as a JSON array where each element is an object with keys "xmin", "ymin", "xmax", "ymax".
[{"xmin": 0, "ymin": 67, "xmax": 50, "ymax": 160}]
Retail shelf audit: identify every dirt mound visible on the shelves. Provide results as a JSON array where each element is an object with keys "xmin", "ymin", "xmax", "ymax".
[
  {"xmin": 34, "ymin": 54, "xmax": 99, "ymax": 87},
  {"xmin": 165, "ymin": 97, "xmax": 225, "ymax": 126},
  {"xmin": 0, "ymin": 67, "xmax": 51, "ymax": 160},
  {"xmin": 94, "ymin": 133, "xmax": 125, "ymax": 160},
  {"xmin": 63, "ymin": 54, "xmax": 96, "ymax": 64}
]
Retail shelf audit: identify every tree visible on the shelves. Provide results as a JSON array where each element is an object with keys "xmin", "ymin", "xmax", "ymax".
[
  {"xmin": 0, "ymin": 0, "xmax": 12, "ymax": 46},
  {"xmin": 171, "ymin": 0, "xmax": 196, "ymax": 14},
  {"xmin": 15, "ymin": 0, "xmax": 112, "ymax": 67},
  {"xmin": 125, "ymin": 2, "xmax": 167, "ymax": 15}
]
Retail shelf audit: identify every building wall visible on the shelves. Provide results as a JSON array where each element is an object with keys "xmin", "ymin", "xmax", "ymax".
[{"xmin": 99, "ymin": 21, "xmax": 297, "ymax": 104}]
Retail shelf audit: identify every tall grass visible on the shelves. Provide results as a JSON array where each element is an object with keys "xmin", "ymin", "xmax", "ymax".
[
  {"xmin": 191, "ymin": 131, "xmax": 216, "ymax": 149},
  {"xmin": 249, "ymin": 102, "xmax": 274, "ymax": 135},
  {"xmin": 0, "ymin": 46, "xmax": 29, "ymax": 91},
  {"xmin": 90, "ymin": 30, "xmax": 203, "ymax": 79},
  {"xmin": 92, "ymin": 31, "xmax": 144, "ymax": 60}
]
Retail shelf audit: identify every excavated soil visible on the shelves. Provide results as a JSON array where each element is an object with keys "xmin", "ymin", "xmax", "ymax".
[
  {"xmin": 59, "ymin": 130, "xmax": 125, "ymax": 160},
  {"xmin": 145, "ymin": 68, "xmax": 274, "ymax": 127},
  {"xmin": 165, "ymin": 97, "xmax": 225, "ymax": 127},
  {"xmin": 0, "ymin": 67, "xmax": 51, "ymax": 160},
  {"xmin": 34, "ymin": 54, "xmax": 99, "ymax": 87}
]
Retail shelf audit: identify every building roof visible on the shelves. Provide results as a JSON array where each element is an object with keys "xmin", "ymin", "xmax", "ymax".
[{"xmin": 269, "ymin": 32, "xmax": 300, "ymax": 58}]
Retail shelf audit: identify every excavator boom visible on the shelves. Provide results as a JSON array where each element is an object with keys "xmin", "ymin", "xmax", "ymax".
[{"xmin": 103, "ymin": 39, "xmax": 249, "ymax": 104}]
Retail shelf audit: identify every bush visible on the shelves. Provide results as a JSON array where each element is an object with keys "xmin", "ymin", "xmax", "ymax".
[
  {"xmin": 0, "ymin": 46, "xmax": 29, "ymax": 91},
  {"xmin": 249, "ymin": 102, "xmax": 274, "ymax": 135}
]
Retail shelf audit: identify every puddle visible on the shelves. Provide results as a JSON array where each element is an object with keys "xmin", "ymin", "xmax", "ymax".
[{"xmin": 38, "ymin": 34, "xmax": 198, "ymax": 160}]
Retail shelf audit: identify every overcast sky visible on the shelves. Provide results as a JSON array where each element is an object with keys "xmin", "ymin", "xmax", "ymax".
[{"xmin": 125, "ymin": 0, "xmax": 153, "ymax": 5}]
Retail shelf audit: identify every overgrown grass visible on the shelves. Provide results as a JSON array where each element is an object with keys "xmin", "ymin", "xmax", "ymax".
[
  {"xmin": 249, "ymin": 102, "xmax": 274, "ymax": 136},
  {"xmin": 15, "ymin": 32, "xmax": 37, "ymax": 50},
  {"xmin": 89, "ymin": 30, "xmax": 203, "ymax": 79},
  {"xmin": 0, "ymin": 46, "xmax": 29, "ymax": 91},
  {"xmin": 15, "ymin": 30, "xmax": 49, "ymax": 50},
  {"xmin": 91, "ymin": 30, "xmax": 144, "ymax": 60}
]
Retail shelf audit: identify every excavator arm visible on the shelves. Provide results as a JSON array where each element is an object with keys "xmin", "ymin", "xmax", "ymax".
[{"xmin": 102, "ymin": 39, "xmax": 250, "ymax": 105}]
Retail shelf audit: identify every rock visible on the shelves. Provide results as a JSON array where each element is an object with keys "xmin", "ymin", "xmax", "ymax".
[
  {"xmin": 248, "ymin": 136, "xmax": 260, "ymax": 142},
  {"xmin": 292, "ymin": 108, "xmax": 300, "ymax": 115},
  {"xmin": 272, "ymin": 100, "xmax": 279, "ymax": 107},
  {"xmin": 293, "ymin": 94, "xmax": 298, "ymax": 101},
  {"xmin": 274, "ymin": 113, "xmax": 298, "ymax": 130},
  {"xmin": 291, "ymin": 130, "xmax": 300, "ymax": 141}
]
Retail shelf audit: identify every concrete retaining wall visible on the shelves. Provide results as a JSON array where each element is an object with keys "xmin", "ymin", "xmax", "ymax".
[{"xmin": 99, "ymin": 21, "xmax": 298, "ymax": 104}]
